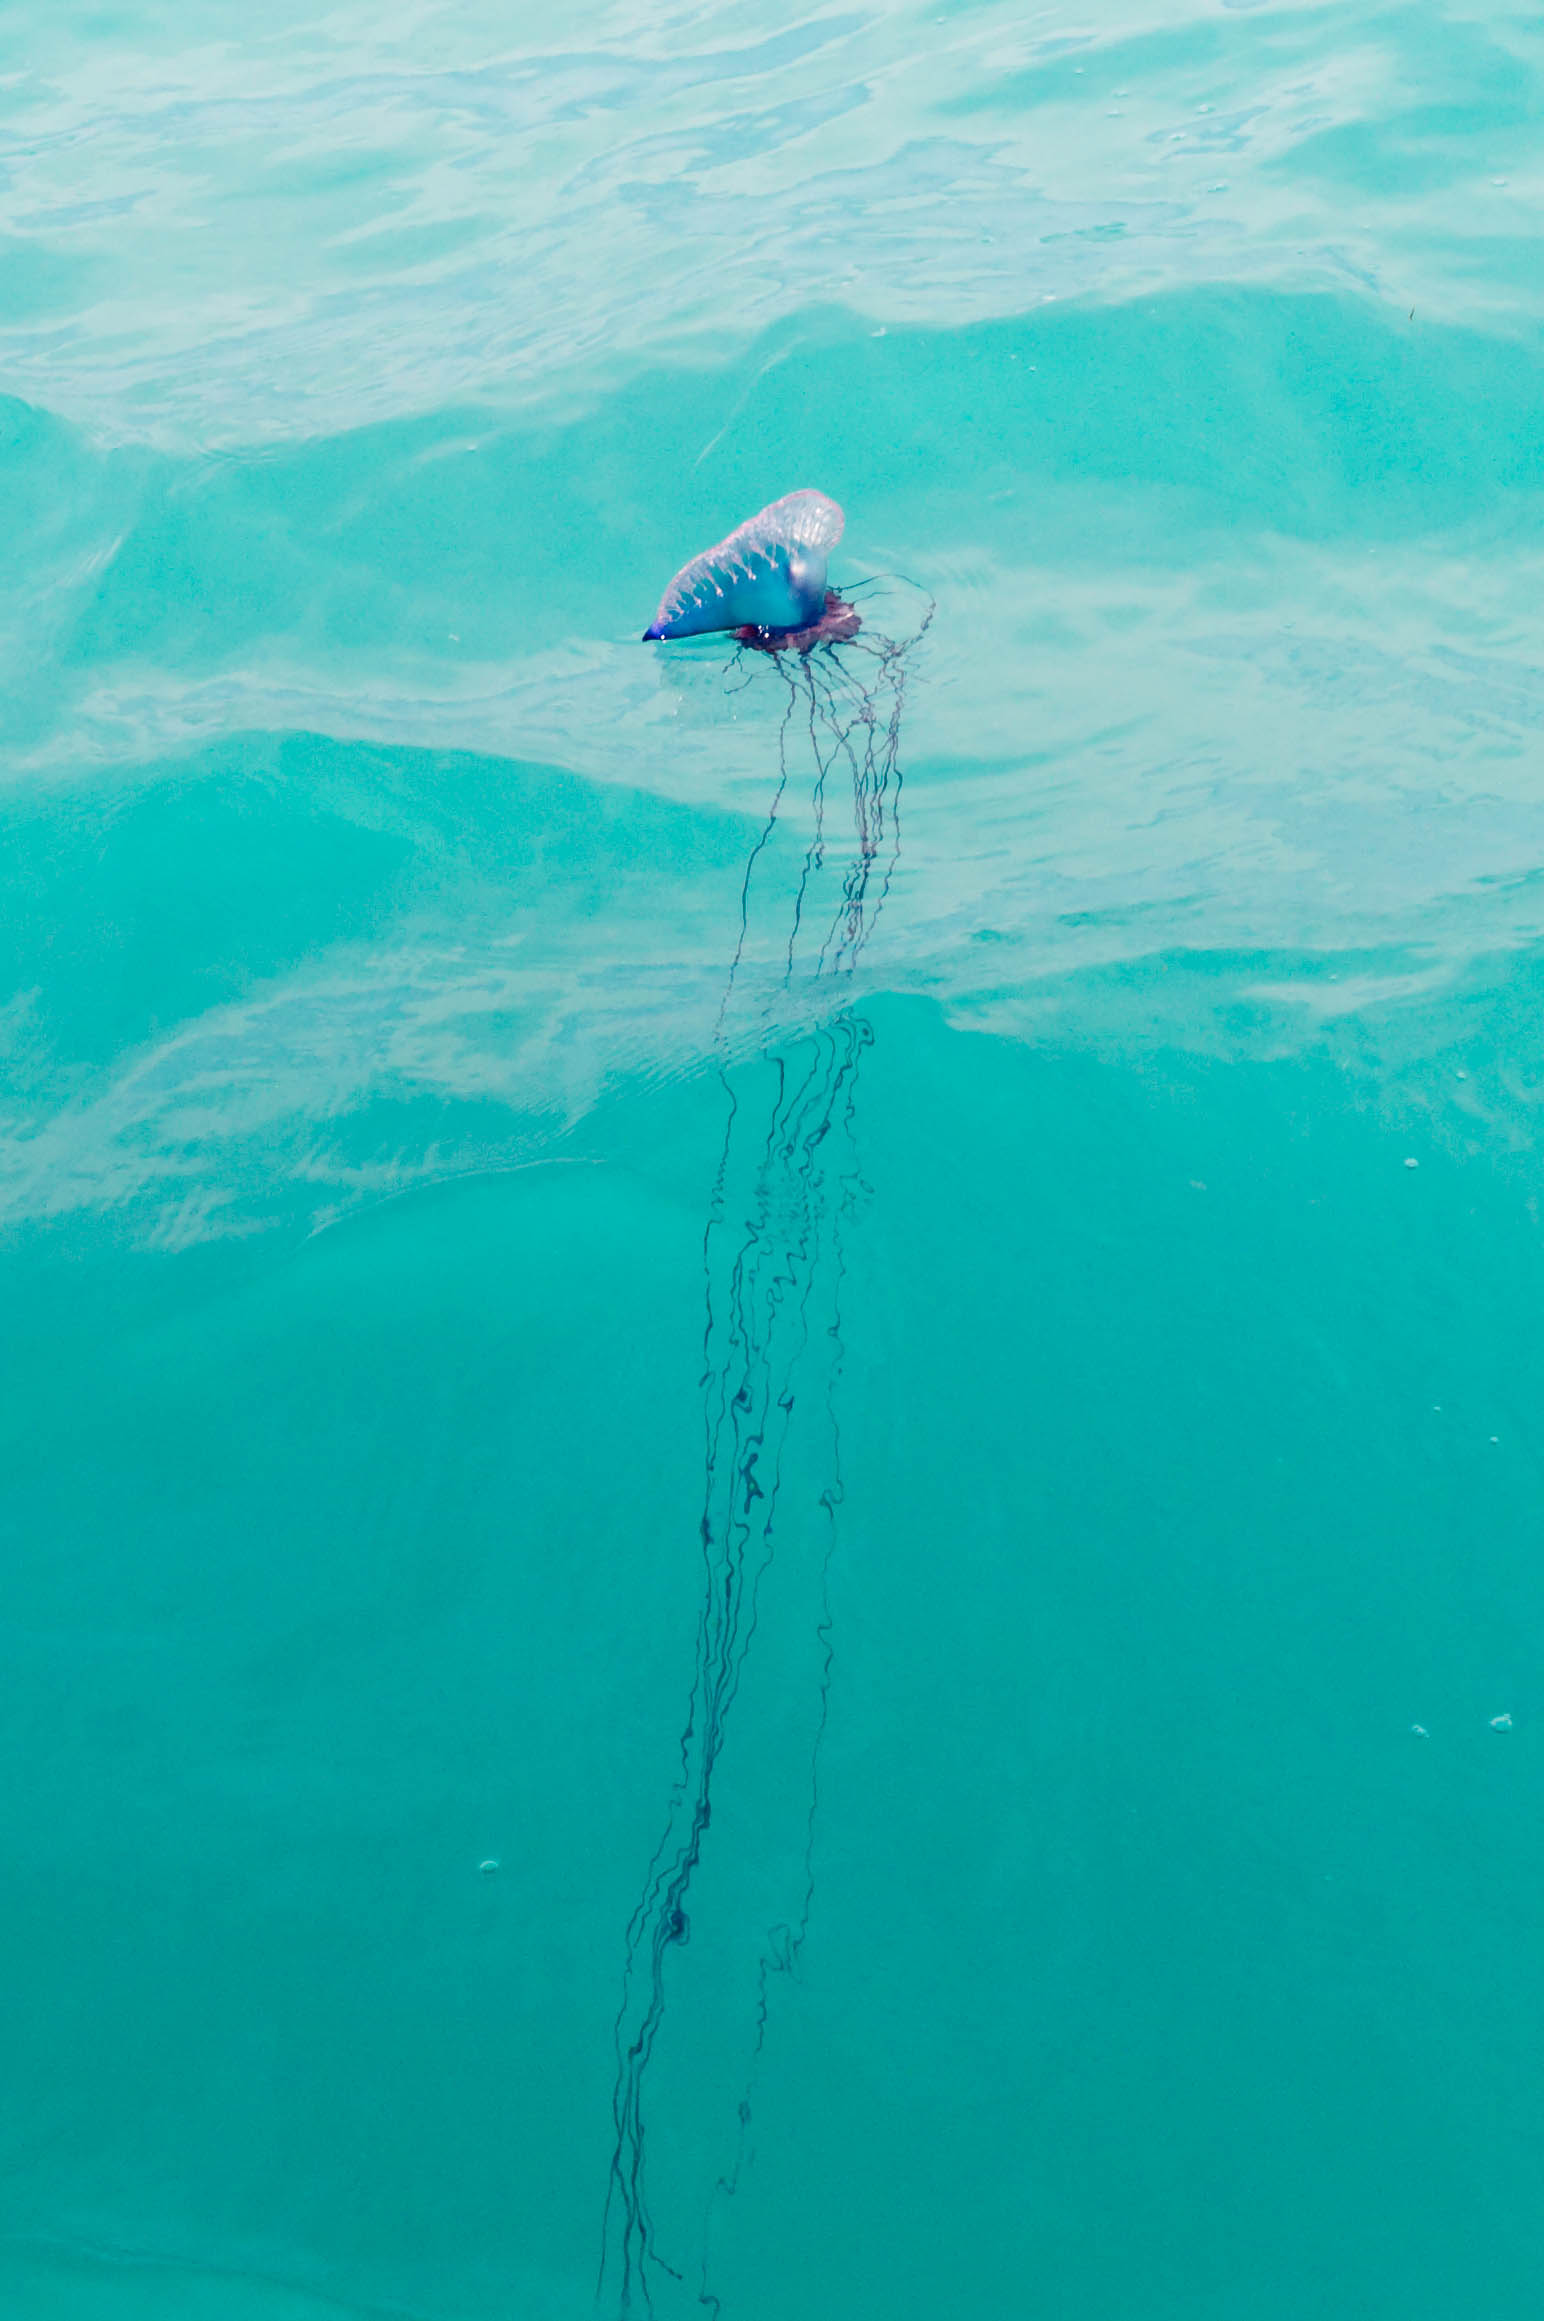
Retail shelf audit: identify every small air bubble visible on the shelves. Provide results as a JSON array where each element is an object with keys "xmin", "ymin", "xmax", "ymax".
[
  {"xmin": 1410, "ymin": 1723, "xmax": 1428, "ymax": 1737},
  {"xmin": 1404, "ymin": 1157, "xmax": 1419, "ymax": 1169},
  {"xmin": 1490, "ymin": 1713, "xmax": 1513, "ymax": 1731},
  {"xmin": 479, "ymin": 1858, "xmax": 501, "ymax": 1875}
]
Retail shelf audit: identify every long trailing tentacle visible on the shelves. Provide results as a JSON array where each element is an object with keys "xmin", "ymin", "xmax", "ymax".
[
  {"xmin": 695, "ymin": 1011, "xmax": 873, "ymax": 2321},
  {"xmin": 601, "ymin": 582, "xmax": 931, "ymax": 2319}
]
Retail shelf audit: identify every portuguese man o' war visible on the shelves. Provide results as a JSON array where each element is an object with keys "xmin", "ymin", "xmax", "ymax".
[
  {"xmin": 642, "ymin": 488, "xmax": 856, "ymax": 646},
  {"xmin": 602, "ymin": 500, "xmax": 933, "ymax": 2319}
]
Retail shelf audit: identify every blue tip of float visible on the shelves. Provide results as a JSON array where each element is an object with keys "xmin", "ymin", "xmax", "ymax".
[{"xmin": 643, "ymin": 624, "xmax": 662, "ymax": 641}]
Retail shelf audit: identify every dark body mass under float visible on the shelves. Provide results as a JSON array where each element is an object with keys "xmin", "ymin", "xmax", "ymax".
[{"xmin": 736, "ymin": 592, "xmax": 863, "ymax": 653}]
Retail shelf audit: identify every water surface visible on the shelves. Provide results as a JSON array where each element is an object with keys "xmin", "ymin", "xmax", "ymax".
[{"xmin": 4, "ymin": 6, "xmax": 1544, "ymax": 2317}]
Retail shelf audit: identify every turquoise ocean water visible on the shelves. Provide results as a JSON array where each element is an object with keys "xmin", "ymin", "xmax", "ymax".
[{"xmin": 5, "ymin": 4, "xmax": 1544, "ymax": 2315}]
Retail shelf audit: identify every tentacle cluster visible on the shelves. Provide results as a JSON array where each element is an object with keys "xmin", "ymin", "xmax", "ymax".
[{"xmin": 601, "ymin": 585, "xmax": 933, "ymax": 2320}]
